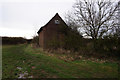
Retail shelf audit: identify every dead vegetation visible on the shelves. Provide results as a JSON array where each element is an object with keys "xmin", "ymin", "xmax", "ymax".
[{"xmin": 43, "ymin": 48, "xmax": 119, "ymax": 63}]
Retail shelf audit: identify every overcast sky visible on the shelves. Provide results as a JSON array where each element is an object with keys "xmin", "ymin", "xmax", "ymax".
[{"xmin": 0, "ymin": 0, "xmax": 75, "ymax": 39}]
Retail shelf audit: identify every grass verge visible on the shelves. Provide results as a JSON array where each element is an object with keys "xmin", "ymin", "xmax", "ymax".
[{"xmin": 2, "ymin": 44, "xmax": 119, "ymax": 78}]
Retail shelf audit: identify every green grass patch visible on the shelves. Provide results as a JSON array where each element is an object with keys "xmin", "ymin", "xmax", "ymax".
[{"xmin": 2, "ymin": 44, "xmax": 119, "ymax": 78}]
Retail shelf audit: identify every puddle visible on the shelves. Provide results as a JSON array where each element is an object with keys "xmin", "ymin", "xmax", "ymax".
[
  {"xmin": 17, "ymin": 67, "xmax": 22, "ymax": 70},
  {"xmin": 16, "ymin": 67, "xmax": 33, "ymax": 78},
  {"xmin": 18, "ymin": 71, "xmax": 28, "ymax": 78}
]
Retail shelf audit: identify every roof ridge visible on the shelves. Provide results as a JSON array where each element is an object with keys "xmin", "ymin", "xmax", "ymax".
[{"xmin": 37, "ymin": 13, "xmax": 68, "ymax": 34}]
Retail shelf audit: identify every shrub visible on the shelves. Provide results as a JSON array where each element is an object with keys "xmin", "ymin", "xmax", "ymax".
[
  {"xmin": 2, "ymin": 37, "xmax": 27, "ymax": 45},
  {"xmin": 48, "ymin": 26, "xmax": 83, "ymax": 51},
  {"xmin": 31, "ymin": 36, "xmax": 39, "ymax": 45},
  {"xmin": 94, "ymin": 36, "xmax": 120, "ymax": 57}
]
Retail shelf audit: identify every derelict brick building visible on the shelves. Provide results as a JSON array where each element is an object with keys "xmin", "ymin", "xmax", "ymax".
[{"xmin": 37, "ymin": 13, "xmax": 68, "ymax": 49}]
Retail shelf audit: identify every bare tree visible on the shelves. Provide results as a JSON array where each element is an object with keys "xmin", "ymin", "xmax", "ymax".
[
  {"xmin": 67, "ymin": 0, "xmax": 119, "ymax": 39},
  {"xmin": 65, "ymin": 11, "xmax": 79, "ymax": 31},
  {"xmin": 115, "ymin": 1, "xmax": 120, "ymax": 38}
]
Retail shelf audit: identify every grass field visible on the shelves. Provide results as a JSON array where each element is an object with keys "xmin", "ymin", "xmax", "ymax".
[{"xmin": 2, "ymin": 44, "xmax": 119, "ymax": 78}]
